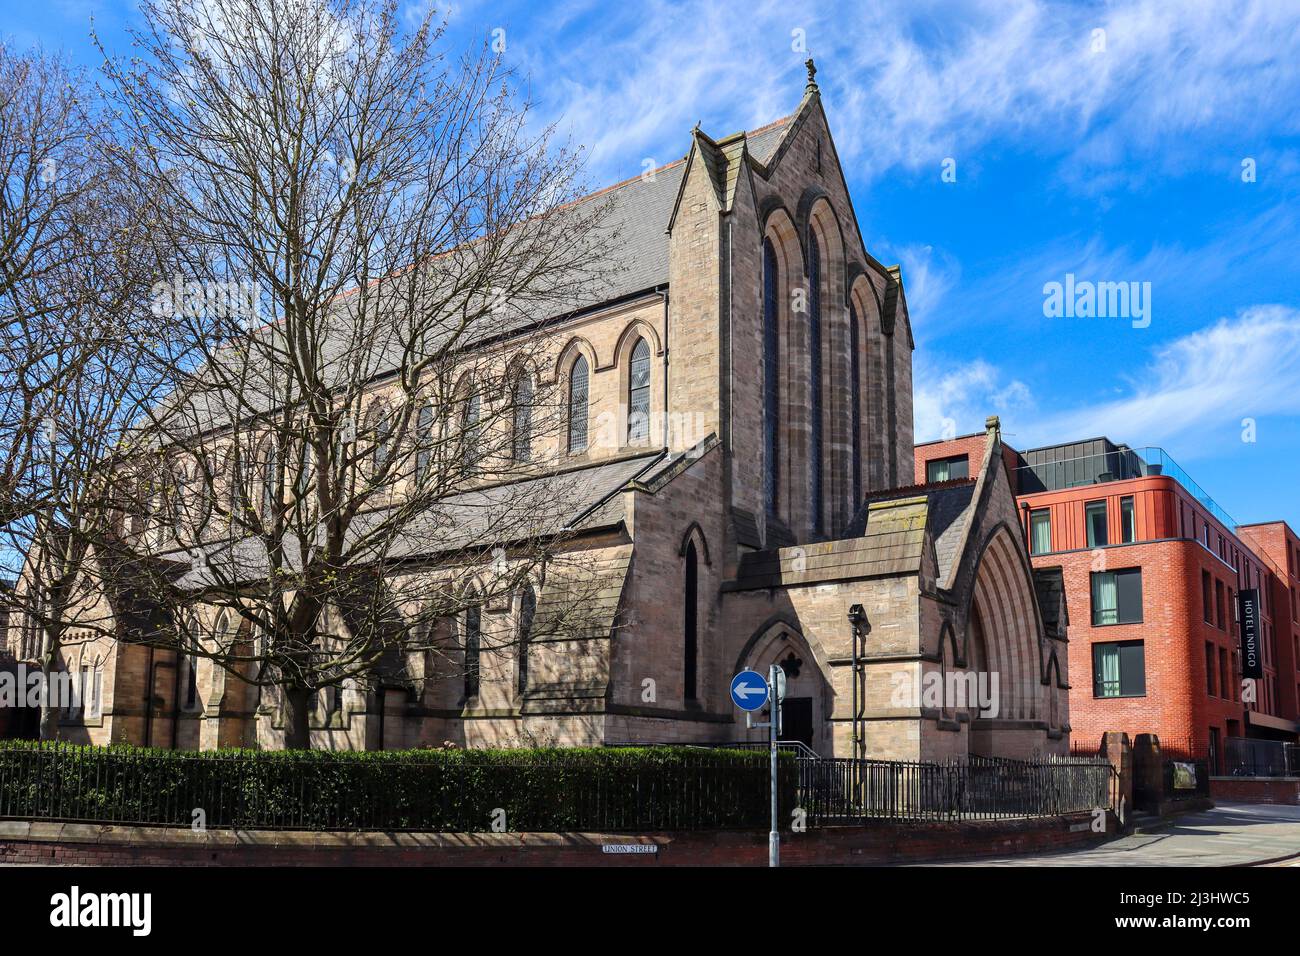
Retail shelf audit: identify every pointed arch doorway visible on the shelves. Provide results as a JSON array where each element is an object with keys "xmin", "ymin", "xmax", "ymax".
[{"xmin": 735, "ymin": 620, "xmax": 832, "ymax": 754}]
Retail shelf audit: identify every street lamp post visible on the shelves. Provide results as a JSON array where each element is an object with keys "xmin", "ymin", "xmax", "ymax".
[{"xmin": 847, "ymin": 605, "xmax": 868, "ymax": 812}]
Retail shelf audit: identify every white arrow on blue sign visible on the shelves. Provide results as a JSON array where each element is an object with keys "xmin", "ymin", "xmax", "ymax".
[{"xmin": 730, "ymin": 670, "xmax": 769, "ymax": 711}]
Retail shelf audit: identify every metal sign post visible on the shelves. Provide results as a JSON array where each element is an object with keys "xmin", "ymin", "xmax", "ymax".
[
  {"xmin": 767, "ymin": 663, "xmax": 782, "ymax": 868},
  {"xmin": 732, "ymin": 665, "xmax": 784, "ymax": 867}
]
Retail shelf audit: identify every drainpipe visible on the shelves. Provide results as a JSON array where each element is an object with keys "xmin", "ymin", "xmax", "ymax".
[
  {"xmin": 851, "ymin": 614, "xmax": 859, "ymax": 763},
  {"xmin": 171, "ymin": 650, "xmax": 182, "ymax": 750},
  {"xmin": 848, "ymin": 604, "xmax": 867, "ymax": 764},
  {"xmin": 658, "ymin": 287, "xmax": 670, "ymax": 449},
  {"xmin": 144, "ymin": 646, "xmax": 156, "ymax": 747}
]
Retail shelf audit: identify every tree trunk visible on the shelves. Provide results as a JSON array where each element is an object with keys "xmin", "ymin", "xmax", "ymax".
[
  {"xmin": 38, "ymin": 659, "xmax": 59, "ymax": 741},
  {"xmin": 282, "ymin": 685, "xmax": 312, "ymax": 750}
]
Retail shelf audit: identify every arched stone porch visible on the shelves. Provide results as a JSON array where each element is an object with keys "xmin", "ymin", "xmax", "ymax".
[{"xmin": 733, "ymin": 618, "xmax": 834, "ymax": 754}]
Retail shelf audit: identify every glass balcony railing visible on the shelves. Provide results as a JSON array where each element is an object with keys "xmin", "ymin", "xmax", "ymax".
[{"xmin": 1012, "ymin": 445, "xmax": 1238, "ymax": 531}]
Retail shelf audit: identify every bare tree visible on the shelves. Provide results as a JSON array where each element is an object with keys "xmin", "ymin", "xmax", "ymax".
[
  {"xmin": 101, "ymin": 0, "xmax": 620, "ymax": 747},
  {"xmin": 0, "ymin": 44, "xmax": 159, "ymax": 737},
  {"xmin": 0, "ymin": 43, "xmax": 119, "ymax": 526}
]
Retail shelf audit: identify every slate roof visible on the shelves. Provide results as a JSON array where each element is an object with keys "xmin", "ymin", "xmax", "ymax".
[
  {"xmin": 746, "ymin": 117, "xmax": 792, "ymax": 165},
  {"xmin": 570, "ymin": 160, "xmax": 685, "ymax": 306},
  {"xmin": 728, "ymin": 477, "xmax": 980, "ymax": 591},
  {"xmin": 731, "ymin": 495, "xmax": 928, "ymax": 590},
  {"xmin": 843, "ymin": 479, "xmax": 978, "ymax": 580},
  {"xmin": 158, "ymin": 115, "xmax": 796, "ymax": 439},
  {"xmin": 340, "ymin": 112, "xmax": 791, "ymax": 345},
  {"xmin": 529, "ymin": 543, "xmax": 635, "ymax": 652},
  {"xmin": 168, "ymin": 451, "xmax": 664, "ymax": 588},
  {"xmin": 730, "ymin": 532, "xmax": 923, "ymax": 590},
  {"xmin": 928, "ymin": 484, "xmax": 978, "ymax": 580}
]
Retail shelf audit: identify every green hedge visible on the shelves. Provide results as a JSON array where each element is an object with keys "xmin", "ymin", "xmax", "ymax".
[{"xmin": 0, "ymin": 741, "xmax": 795, "ymax": 832}]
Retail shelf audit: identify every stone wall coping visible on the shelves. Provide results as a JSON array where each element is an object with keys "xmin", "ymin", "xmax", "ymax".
[
  {"xmin": 0, "ymin": 812, "xmax": 1101, "ymax": 851},
  {"xmin": 0, "ymin": 820, "xmax": 669, "ymax": 850}
]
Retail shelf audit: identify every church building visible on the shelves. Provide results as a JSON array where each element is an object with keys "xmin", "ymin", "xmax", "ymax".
[{"xmin": 6, "ymin": 63, "xmax": 1071, "ymax": 760}]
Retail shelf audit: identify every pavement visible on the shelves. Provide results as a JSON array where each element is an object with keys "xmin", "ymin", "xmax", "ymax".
[{"xmin": 928, "ymin": 802, "xmax": 1300, "ymax": 866}]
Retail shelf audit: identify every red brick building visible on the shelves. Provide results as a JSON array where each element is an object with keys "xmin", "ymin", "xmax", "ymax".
[
  {"xmin": 916, "ymin": 433, "xmax": 1300, "ymax": 770},
  {"xmin": 1236, "ymin": 521, "xmax": 1300, "ymax": 722}
]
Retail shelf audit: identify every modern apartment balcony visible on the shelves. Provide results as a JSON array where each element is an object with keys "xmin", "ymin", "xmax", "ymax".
[{"xmin": 1012, "ymin": 443, "xmax": 1238, "ymax": 532}]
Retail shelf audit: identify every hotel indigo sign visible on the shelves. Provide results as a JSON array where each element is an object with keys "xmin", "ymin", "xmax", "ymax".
[{"xmin": 1238, "ymin": 588, "xmax": 1263, "ymax": 679}]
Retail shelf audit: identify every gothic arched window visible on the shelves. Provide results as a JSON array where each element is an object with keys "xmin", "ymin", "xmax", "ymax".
[
  {"xmin": 463, "ymin": 599, "xmax": 481, "ymax": 699},
  {"xmin": 144, "ymin": 482, "xmax": 166, "ymax": 549},
  {"xmin": 807, "ymin": 233, "xmax": 824, "ymax": 533},
  {"xmin": 763, "ymin": 238, "xmax": 780, "ymax": 516},
  {"xmin": 367, "ymin": 403, "xmax": 394, "ymax": 477},
  {"xmin": 415, "ymin": 403, "xmax": 434, "ymax": 483},
  {"xmin": 512, "ymin": 373, "xmax": 534, "ymax": 463},
  {"xmin": 850, "ymin": 300, "xmax": 863, "ymax": 506},
  {"xmin": 172, "ymin": 465, "xmax": 189, "ymax": 531},
  {"xmin": 684, "ymin": 540, "xmax": 699, "ymax": 700},
  {"xmin": 568, "ymin": 355, "xmax": 589, "ymax": 453},
  {"xmin": 517, "ymin": 585, "xmax": 536, "ymax": 696},
  {"xmin": 627, "ymin": 337, "xmax": 651, "ymax": 444},
  {"xmin": 183, "ymin": 652, "xmax": 199, "ymax": 712},
  {"xmin": 86, "ymin": 656, "xmax": 104, "ymax": 719},
  {"xmin": 293, "ymin": 437, "xmax": 315, "ymax": 504},
  {"xmin": 260, "ymin": 440, "xmax": 279, "ymax": 518},
  {"xmin": 199, "ymin": 457, "xmax": 217, "ymax": 524},
  {"xmin": 461, "ymin": 390, "xmax": 482, "ymax": 473}
]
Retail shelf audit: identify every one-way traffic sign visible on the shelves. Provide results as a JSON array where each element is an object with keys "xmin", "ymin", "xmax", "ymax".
[{"xmin": 730, "ymin": 670, "xmax": 769, "ymax": 711}]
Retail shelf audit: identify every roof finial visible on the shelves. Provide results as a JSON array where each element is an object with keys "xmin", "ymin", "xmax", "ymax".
[{"xmin": 804, "ymin": 58, "xmax": 818, "ymax": 94}]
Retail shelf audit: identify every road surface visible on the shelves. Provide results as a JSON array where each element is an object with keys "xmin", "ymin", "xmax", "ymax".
[{"xmin": 929, "ymin": 803, "xmax": 1300, "ymax": 866}]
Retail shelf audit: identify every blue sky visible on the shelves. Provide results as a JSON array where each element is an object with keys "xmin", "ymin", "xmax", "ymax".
[{"xmin": 10, "ymin": 0, "xmax": 1300, "ymax": 530}]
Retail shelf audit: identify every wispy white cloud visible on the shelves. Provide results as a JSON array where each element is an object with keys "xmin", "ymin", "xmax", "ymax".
[
  {"xmin": 918, "ymin": 304, "xmax": 1300, "ymax": 453},
  {"xmin": 882, "ymin": 243, "xmax": 959, "ymax": 330},
  {"xmin": 831, "ymin": 0, "xmax": 1300, "ymax": 182},
  {"xmin": 1019, "ymin": 304, "xmax": 1300, "ymax": 449},
  {"xmin": 494, "ymin": 0, "xmax": 1300, "ymax": 186},
  {"xmin": 913, "ymin": 357, "xmax": 1035, "ymax": 442},
  {"xmin": 914, "ymin": 201, "xmax": 1300, "ymax": 339},
  {"xmin": 506, "ymin": 0, "xmax": 800, "ymax": 180}
]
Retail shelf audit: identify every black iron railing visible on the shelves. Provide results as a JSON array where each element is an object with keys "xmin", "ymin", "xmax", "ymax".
[
  {"xmin": 0, "ymin": 741, "xmax": 1115, "ymax": 832},
  {"xmin": 0, "ymin": 742, "xmax": 790, "ymax": 832},
  {"xmin": 795, "ymin": 754, "xmax": 1116, "ymax": 825},
  {"xmin": 1222, "ymin": 738, "xmax": 1300, "ymax": 778}
]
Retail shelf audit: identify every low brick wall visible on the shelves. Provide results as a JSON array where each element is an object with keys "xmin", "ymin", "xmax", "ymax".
[
  {"xmin": 0, "ymin": 813, "xmax": 1117, "ymax": 866},
  {"xmin": 1210, "ymin": 776, "xmax": 1300, "ymax": 805}
]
